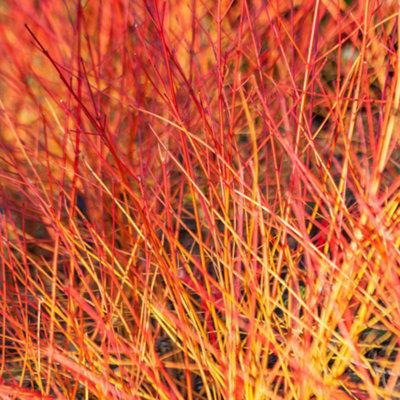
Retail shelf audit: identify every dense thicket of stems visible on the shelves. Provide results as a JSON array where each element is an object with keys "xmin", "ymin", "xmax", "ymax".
[{"xmin": 0, "ymin": 1, "xmax": 399, "ymax": 399}]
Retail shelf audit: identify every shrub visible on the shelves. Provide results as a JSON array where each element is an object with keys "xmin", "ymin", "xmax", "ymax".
[{"xmin": 0, "ymin": 0, "xmax": 399, "ymax": 399}]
